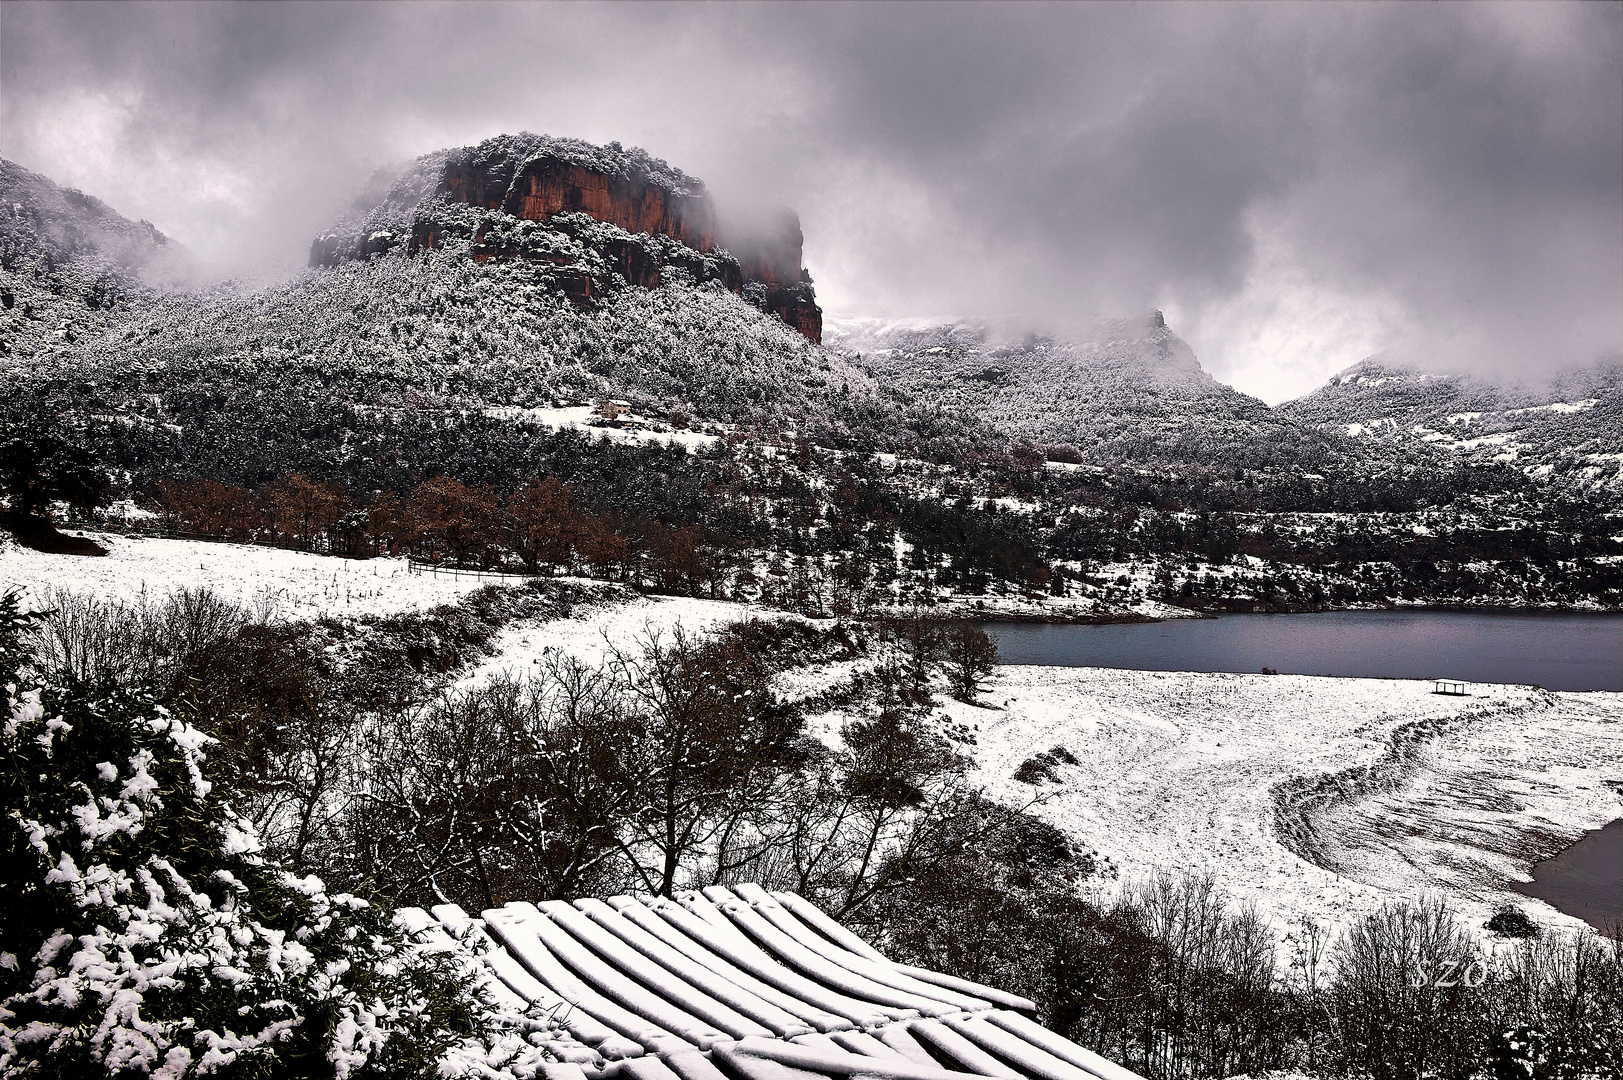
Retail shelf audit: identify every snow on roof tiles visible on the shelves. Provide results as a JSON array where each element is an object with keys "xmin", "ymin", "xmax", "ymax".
[{"xmin": 399, "ymin": 884, "xmax": 1143, "ymax": 1080}]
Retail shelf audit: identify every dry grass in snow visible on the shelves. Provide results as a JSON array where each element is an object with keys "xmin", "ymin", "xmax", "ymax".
[{"xmin": 1, "ymin": 533, "xmax": 494, "ymax": 621}]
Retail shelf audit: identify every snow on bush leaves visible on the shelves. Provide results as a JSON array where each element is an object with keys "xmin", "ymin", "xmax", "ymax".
[{"xmin": 0, "ymin": 594, "xmax": 500, "ymax": 1079}]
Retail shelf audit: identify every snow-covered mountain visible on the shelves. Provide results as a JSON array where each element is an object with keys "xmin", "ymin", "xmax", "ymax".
[
  {"xmin": 2, "ymin": 139, "xmax": 993, "ymax": 471},
  {"xmin": 0, "ymin": 158, "xmax": 195, "ymax": 361},
  {"xmin": 825, "ymin": 312, "xmax": 1377, "ymax": 476},
  {"xmin": 1280, "ymin": 356, "xmax": 1623, "ymax": 491},
  {"xmin": 311, "ymin": 132, "xmax": 823, "ymax": 342}
]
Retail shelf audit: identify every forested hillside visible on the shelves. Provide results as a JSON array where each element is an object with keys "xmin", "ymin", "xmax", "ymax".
[
  {"xmin": 1281, "ymin": 356, "xmax": 1623, "ymax": 492},
  {"xmin": 0, "ymin": 158, "xmax": 194, "ymax": 362},
  {"xmin": 2, "ymin": 141, "xmax": 1620, "ymax": 614},
  {"xmin": 825, "ymin": 314, "xmax": 1380, "ymax": 476}
]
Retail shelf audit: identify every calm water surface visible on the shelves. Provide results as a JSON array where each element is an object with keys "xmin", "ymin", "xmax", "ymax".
[
  {"xmin": 981, "ymin": 610, "xmax": 1623, "ymax": 692},
  {"xmin": 1515, "ymin": 818, "xmax": 1623, "ymax": 932}
]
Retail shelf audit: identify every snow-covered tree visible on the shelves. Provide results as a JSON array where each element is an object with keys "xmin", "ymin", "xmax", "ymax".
[{"xmin": 0, "ymin": 592, "xmax": 494, "ymax": 1078}]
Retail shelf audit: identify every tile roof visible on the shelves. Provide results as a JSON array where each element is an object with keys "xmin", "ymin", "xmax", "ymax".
[{"xmin": 399, "ymin": 884, "xmax": 1145, "ymax": 1080}]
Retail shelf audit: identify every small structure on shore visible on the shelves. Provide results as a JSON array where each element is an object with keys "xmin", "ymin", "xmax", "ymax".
[
  {"xmin": 1433, "ymin": 678, "xmax": 1468, "ymax": 696},
  {"xmin": 598, "ymin": 398, "xmax": 632, "ymax": 420}
]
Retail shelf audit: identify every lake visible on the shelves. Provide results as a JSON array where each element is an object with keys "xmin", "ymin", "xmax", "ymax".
[
  {"xmin": 1514, "ymin": 818, "xmax": 1623, "ymax": 932},
  {"xmin": 981, "ymin": 609, "xmax": 1623, "ymax": 692}
]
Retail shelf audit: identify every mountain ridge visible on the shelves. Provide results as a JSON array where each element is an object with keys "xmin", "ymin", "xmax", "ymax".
[
  {"xmin": 824, "ymin": 312, "xmax": 1386, "ymax": 476},
  {"xmin": 1281, "ymin": 354, "xmax": 1623, "ymax": 491},
  {"xmin": 0, "ymin": 157, "xmax": 197, "ymax": 361},
  {"xmin": 309, "ymin": 133, "xmax": 823, "ymax": 342}
]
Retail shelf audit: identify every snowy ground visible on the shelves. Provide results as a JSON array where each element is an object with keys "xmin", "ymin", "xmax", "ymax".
[
  {"xmin": 948, "ymin": 667, "xmax": 1623, "ymax": 936},
  {"xmin": 483, "ymin": 404, "xmax": 723, "ymax": 452},
  {"xmin": 12, "ymin": 535, "xmax": 1617, "ymax": 939},
  {"xmin": 1, "ymin": 533, "xmax": 496, "ymax": 621},
  {"xmin": 454, "ymin": 592, "xmax": 789, "ymax": 685}
]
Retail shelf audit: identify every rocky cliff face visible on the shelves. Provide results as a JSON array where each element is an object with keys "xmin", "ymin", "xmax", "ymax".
[
  {"xmin": 416, "ymin": 155, "xmax": 717, "ymax": 256},
  {"xmin": 726, "ymin": 210, "xmax": 822, "ymax": 343},
  {"xmin": 312, "ymin": 134, "xmax": 822, "ymax": 342}
]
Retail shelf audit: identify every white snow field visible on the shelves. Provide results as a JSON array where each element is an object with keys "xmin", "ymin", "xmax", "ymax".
[
  {"xmin": 952, "ymin": 667, "xmax": 1623, "ymax": 934},
  {"xmin": 0, "ymin": 533, "xmax": 495, "ymax": 620},
  {"xmin": 455, "ymin": 594, "xmax": 789, "ymax": 684}
]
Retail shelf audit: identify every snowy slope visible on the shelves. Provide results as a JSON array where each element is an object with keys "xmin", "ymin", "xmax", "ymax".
[
  {"xmin": 453, "ymin": 592, "xmax": 790, "ymax": 681},
  {"xmin": 13, "ymin": 536, "xmax": 1615, "ymax": 943},
  {"xmin": 1280, "ymin": 356, "xmax": 1623, "ymax": 491},
  {"xmin": 950, "ymin": 666, "xmax": 1623, "ymax": 936}
]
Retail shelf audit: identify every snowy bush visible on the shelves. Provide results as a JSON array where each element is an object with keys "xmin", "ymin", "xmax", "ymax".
[{"xmin": 0, "ymin": 593, "xmax": 494, "ymax": 1078}]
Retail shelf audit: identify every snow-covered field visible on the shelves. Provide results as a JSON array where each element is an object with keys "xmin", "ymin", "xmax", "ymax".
[
  {"xmin": 1, "ymin": 533, "xmax": 495, "ymax": 620},
  {"xmin": 483, "ymin": 404, "xmax": 723, "ymax": 452},
  {"xmin": 952, "ymin": 667, "xmax": 1623, "ymax": 935},
  {"xmin": 454, "ymin": 593, "xmax": 787, "ymax": 684},
  {"xmin": 10, "ymin": 537, "xmax": 1617, "ymax": 939}
]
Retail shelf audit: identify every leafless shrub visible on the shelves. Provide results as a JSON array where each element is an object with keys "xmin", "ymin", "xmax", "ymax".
[
  {"xmin": 1329, "ymin": 897, "xmax": 1488, "ymax": 1080},
  {"xmin": 1045, "ymin": 875, "xmax": 1294, "ymax": 1080},
  {"xmin": 1490, "ymin": 926, "xmax": 1623, "ymax": 1079},
  {"xmin": 29, "ymin": 585, "xmax": 248, "ymax": 685}
]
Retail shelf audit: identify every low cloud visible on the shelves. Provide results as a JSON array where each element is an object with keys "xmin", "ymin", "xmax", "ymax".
[{"xmin": 2, "ymin": 1, "xmax": 1616, "ymax": 400}]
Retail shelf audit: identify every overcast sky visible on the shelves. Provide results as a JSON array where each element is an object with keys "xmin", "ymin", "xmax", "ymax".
[{"xmin": 2, "ymin": 1, "xmax": 1618, "ymax": 403}]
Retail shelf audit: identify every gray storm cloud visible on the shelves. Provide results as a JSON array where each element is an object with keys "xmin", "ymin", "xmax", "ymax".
[{"xmin": 1, "ymin": 1, "xmax": 1617, "ymax": 401}]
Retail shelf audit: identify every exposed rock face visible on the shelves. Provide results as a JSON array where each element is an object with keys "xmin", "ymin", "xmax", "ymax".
[
  {"xmin": 417, "ymin": 156, "xmax": 718, "ymax": 257},
  {"xmin": 769, "ymin": 289, "xmax": 822, "ymax": 344},
  {"xmin": 517, "ymin": 162, "xmax": 717, "ymax": 251},
  {"xmin": 312, "ymin": 134, "xmax": 821, "ymax": 341},
  {"xmin": 726, "ymin": 210, "xmax": 822, "ymax": 344}
]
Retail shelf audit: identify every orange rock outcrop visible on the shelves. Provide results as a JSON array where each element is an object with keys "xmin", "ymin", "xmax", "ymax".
[
  {"xmin": 406, "ymin": 146, "xmax": 821, "ymax": 342},
  {"xmin": 510, "ymin": 162, "xmax": 717, "ymax": 253}
]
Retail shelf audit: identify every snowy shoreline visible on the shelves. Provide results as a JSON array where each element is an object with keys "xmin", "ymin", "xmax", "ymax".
[
  {"xmin": 8, "ymin": 535, "xmax": 1618, "ymax": 939},
  {"xmin": 947, "ymin": 666, "xmax": 1623, "ymax": 938}
]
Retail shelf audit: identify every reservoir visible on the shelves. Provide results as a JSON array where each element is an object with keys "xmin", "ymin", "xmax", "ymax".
[
  {"xmin": 982, "ymin": 609, "xmax": 1623, "ymax": 692},
  {"xmin": 1513, "ymin": 818, "xmax": 1623, "ymax": 933}
]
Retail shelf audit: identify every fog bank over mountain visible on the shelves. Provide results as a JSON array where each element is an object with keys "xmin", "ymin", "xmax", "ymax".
[{"xmin": 2, "ymin": 1, "xmax": 1616, "ymax": 401}]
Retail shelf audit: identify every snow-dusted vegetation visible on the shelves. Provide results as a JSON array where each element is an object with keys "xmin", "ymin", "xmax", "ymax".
[
  {"xmin": 0, "ymin": 596, "xmax": 505, "ymax": 1078},
  {"xmin": 1281, "ymin": 356, "xmax": 1623, "ymax": 493},
  {"xmin": 8, "ymin": 247, "xmax": 924, "ymax": 452},
  {"xmin": 4, "ymin": 131, "xmax": 1623, "ymax": 1080}
]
